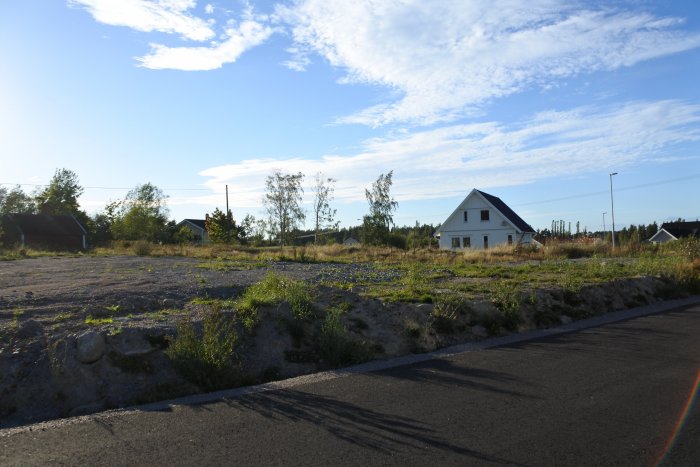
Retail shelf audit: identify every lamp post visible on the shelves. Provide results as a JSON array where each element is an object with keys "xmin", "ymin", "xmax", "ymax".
[{"xmin": 609, "ymin": 172, "xmax": 618, "ymax": 249}]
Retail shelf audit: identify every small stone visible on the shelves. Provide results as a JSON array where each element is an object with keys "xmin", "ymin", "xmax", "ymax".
[
  {"xmin": 16, "ymin": 319, "xmax": 43, "ymax": 339},
  {"xmin": 560, "ymin": 315, "xmax": 573, "ymax": 325},
  {"xmin": 471, "ymin": 325, "xmax": 488, "ymax": 337}
]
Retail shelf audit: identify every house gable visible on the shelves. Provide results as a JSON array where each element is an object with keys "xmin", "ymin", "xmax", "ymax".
[{"xmin": 437, "ymin": 190, "xmax": 534, "ymax": 250}]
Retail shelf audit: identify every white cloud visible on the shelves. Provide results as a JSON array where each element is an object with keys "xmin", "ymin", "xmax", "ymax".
[
  {"xmin": 137, "ymin": 20, "xmax": 273, "ymax": 70},
  {"xmin": 204, "ymin": 4, "xmax": 214, "ymax": 15},
  {"xmin": 198, "ymin": 100, "xmax": 700, "ymax": 207},
  {"xmin": 69, "ymin": 0, "xmax": 215, "ymax": 41},
  {"xmin": 278, "ymin": 0, "xmax": 700, "ymax": 126}
]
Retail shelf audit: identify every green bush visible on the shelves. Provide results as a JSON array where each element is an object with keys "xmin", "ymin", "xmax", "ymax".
[{"xmin": 166, "ymin": 307, "xmax": 239, "ymax": 391}]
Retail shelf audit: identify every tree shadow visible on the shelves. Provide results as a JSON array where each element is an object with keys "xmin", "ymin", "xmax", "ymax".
[{"xmin": 223, "ymin": 388, "xmax": 522, "ymax": 464}]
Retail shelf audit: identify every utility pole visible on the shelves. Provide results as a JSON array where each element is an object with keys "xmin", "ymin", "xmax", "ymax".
[
  {"xmin": 602, "ymin": 212, "xmax": 607, "ymax": 235},
  {"xmin": 609, "ymin": 173, "xmax": 618, "ymax": 249}
]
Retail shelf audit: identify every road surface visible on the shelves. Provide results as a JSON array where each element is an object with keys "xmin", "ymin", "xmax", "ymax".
[{"xmin": 2, "ymin": 303, "xmax": 699, "ymax": 466}]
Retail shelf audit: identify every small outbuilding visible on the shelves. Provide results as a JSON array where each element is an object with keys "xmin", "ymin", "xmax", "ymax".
[
  {"xmin": 175, "ymin": 219, "xmax": 209, "ymax": 244},
  {"xmin": 1, "ymin": 214, "xmax": 87, "ymax": 250},
  {"xmin": 436, "ymin": 189, "xmax": 536, "ymax": 250},
  {"xmin": 648, "ymin": 221, "xmax": 700, "ymax": 244}
]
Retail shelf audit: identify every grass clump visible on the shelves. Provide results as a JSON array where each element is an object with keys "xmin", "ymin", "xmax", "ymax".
[
  {"xmin": 165, "ymin": 307, "xmax": 239, "ymax": 391},
  {"xmin": 317, "ymin": 307, "xmax": 371, "ymax": 367},
  {"xmin": 84, "ymin": 315, "xmax": 114, "ymax": 325},
  {"xmin": 236, "ymin": 272, "xmax": 315, "ymax": 332}
]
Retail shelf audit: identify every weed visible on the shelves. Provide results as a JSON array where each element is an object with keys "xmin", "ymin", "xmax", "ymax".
[
  {"xmin": 165, "ymin": 307, "xmax": 239, "ymax": 391},
  {"xmin": 105, "ymin": 304, "xmax": 120, "ymax": 313}
]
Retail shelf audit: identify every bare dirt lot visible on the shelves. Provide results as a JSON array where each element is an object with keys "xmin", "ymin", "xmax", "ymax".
[{"xmin": 0, "ymin": 254, "xmax": 679, "ymax": 428}]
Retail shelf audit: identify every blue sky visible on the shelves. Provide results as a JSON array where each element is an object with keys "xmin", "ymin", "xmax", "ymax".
[{"xmin": 1, "ymin": 0, "xmax": 699, "ymax": 233}]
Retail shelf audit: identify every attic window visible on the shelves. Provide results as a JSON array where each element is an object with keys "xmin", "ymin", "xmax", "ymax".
[
  {"xmin": 463, "ymin": 211, "xmax": 468, "ymax": 222},
  {"xmin": 481, "ymin": 210, "xmax": 489, "ymax": 221}
]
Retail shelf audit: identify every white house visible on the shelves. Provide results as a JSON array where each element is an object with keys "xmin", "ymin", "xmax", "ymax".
[{"xmin": 436, "ymin": 189, "xmax": 536, "ymax": 250}]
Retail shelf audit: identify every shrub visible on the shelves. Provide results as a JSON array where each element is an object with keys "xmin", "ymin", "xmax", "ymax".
[
  {"xmin": 166, "ymin": 307, "xmax": 239, "ymax": 391},
  {"xmin": 431, "ymin": 294, "xmax": 463, "ymax": 334},
  {"xmin": 133, "ymin": 240, "xmax": 152, "ymax": 256}
]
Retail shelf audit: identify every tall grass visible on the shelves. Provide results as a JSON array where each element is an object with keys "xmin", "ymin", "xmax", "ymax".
[{"xmin": 165, "ymin": 307, "xmax": 239, "ymax": 391}]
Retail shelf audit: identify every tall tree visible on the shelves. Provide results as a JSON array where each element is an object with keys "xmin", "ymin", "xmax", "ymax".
[
  {"xmin": 0, "ymin": 185, "xmax": 36, "ymax": 214},
  {"xmin": 311, "ymin": 173, "xmax": 338, "ymax": 245},
  {"xmin": 263, "ymin": 170, "xmax": 305, "ymax": 246},
  {"xmin": 361, "ymin": 171, "xmax": 398, "ymax": 245},
  {"xmin": 111, "ymin": 183, "xmax": 169, "ymax": 242},
  {"xmin": 35, "ymin": 168, "xmax": 84, "ymax": 216}
]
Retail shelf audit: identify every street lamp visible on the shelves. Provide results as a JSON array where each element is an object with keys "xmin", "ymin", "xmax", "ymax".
[{"xmin": 609, "ymin": 172, "xmax": 618, "ymax": 249}]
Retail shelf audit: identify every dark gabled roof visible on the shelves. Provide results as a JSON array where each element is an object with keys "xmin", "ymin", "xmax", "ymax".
[
  {"xmin": 4, "ymin": 214, "xmax": 86, "ymax": 236},
  {"xmin": 659, "ymin": 221, "xmax": 700, "ymax": 239},
  {"xmin": 476, "ymin": 190, "xmax": 535, "ymax": 233},
  {"xmin": 181, "ymin": 219, "xmax": 206, "ymax": 230}
]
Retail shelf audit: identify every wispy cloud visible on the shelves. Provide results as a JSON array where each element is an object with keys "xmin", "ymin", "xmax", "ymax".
[
  {"xmin": 278, "ymin": 0, "xmax": 700, "ymax": 127},
  {"xmin": 70, "ymin": 0, "xmax": 273, "ymax": 70},
  {"xmin": 69, "ymin": 0, "xmax": 215, "ymax": 41},
  {"xmin": 197, "ymin": 100, "xmax": 700, "ymax": 207},
  {"xmin": 137, "ymin": 20, "xmax": 273, "ymax": 70}
]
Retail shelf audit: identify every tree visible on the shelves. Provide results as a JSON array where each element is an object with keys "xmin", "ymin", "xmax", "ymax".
[
  {"xmin": 0, "ymin": 185, "xmax": 36, "ymax": 214},
  {"xmin": 263, "ymin": 170, "xmax": 305, "ymax": 246},
  {"xmin": 311, "ymin": 173, "xmax": 338, "ymax": 245},
  {"xmin": 35, "ymin": 168, "xmax": 84, "ymax": 216},
  {"xmin": 111, "ymin": 183, "xmax": 170, "ymax": 242},
  {"xmin": 205, "ymin": 208, "xmax": 241, "ymax": 244},
  {"xmin": 361, "ymin": 171, "xmax": 398, "ymax": 245}
]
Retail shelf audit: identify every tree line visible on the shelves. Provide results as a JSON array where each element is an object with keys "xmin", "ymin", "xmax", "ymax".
[{"xmin": 1, "ymin": 167, "xmax": 439, "ymax": 248}]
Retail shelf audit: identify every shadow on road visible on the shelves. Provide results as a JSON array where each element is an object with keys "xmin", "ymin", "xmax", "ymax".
[
  {"xmin": 220, "ymin": 388, "xmax": 522, "ymax": 465},
  {"xmin": 374, "ymin": 358, "xmax": 540, "ymax": 399}
]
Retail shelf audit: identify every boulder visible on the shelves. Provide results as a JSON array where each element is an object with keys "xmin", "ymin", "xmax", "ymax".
[{"xmin": 76, "ymin": 331, "xmax": 106, "ymax": 363}]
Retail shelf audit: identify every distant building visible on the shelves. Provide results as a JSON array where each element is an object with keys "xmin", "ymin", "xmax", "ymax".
[
  {"xmin": 343, "ymin": 237, "xmax": 360, "ymax": 246},
  {"xmin": 1, "ymin": 214, "xmax": 87, "ymax": 250},
  {"xmin": 648, "ymin": 221, "xmax": 700, "ymax": 244},
  {"xmin": 175, "ymin": 219, "xmax": 209, "ymax": 244},
  {"xmin": 436, "ymin": 189, "xmax": 536, "ymax": 250}
]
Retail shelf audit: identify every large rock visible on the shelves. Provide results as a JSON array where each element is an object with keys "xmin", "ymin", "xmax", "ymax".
[
  {"xmin": 109, "ymin": 329, "xmax": 154, "ymax": 357},
  {"xmin": 76, "ymin": 331, "xmax": 106, "ymax": 363}
]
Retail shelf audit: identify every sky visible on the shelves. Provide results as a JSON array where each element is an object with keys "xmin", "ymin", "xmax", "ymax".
[{"xmin": 1, "ymin": 0, "xmax": 700, "ymax": 233}]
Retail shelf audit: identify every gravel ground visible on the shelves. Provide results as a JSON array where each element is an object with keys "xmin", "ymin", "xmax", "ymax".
[{"xmin": 0, "ymin": 255, "xmax": 402, "ymax": 332}]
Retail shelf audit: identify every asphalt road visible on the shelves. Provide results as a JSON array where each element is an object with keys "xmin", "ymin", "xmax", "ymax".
[{"xmin": 2, "ymin": 303, "xmax": 699, "ymax": 466}]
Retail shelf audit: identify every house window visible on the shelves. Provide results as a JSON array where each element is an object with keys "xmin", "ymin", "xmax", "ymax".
[
  {"xmin": 507, "ymin": 234, "xmax": 513, "ymax": 245},
  {"xmin": 463, "ymin": 211, "xmax": 468, "ymax": 222},
  {"xmin": 483, "ymin": 235, "xmax": 489, "ymax": 249},
  {"xmin": 451, "ymin": 237, "xmax": 460, "ymax": 248},
  {"xmin": 481, "ymin": 210, "xmax": 490, "ymax": 221},
  {"xmin": 463, "ymin": 237, "xmax": 471, "ymax": 248}
]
